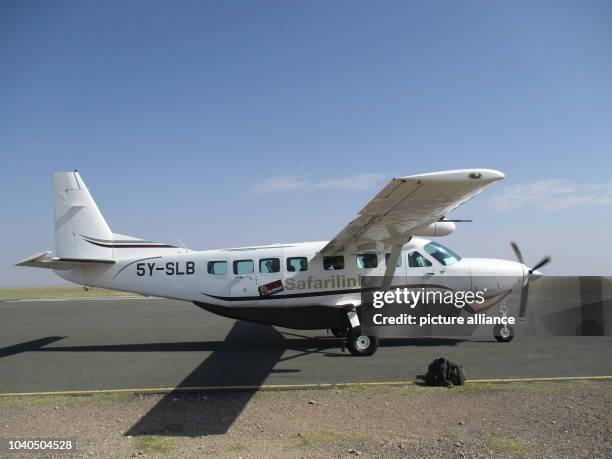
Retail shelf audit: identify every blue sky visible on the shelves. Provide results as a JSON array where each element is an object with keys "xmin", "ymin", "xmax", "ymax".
[{"xmin": 1, "ymin": 1, "xmax": 611, "ymax": 286}]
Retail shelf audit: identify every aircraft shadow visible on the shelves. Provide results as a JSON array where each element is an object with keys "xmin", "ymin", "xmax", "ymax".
[
  {"xmin": 119, "ymin": 326, "xmax": 466, "ymax": 436},
  {"xmin": 0, "ymin": 336, "xmax": 65, "ymax": 360},
  {"xmin": 20, "ymin": 325, "xmax": 466, "ymax": 437},
  {"xmin": 125, "ymin": 321, "xmax": 285, "ymax": 437}
]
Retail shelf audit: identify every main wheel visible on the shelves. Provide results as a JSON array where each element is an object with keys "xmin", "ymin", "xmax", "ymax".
[
  {"xmin": 331, "ymin": 327, "xmax": 348, "ymax": 338},
  {"xmin": 494, "ymin": 324, "xmax": 514, "ymax": 342},
  {"xmin": 346, "ymin": 329, "xmax": 379, "ymax": 356}
]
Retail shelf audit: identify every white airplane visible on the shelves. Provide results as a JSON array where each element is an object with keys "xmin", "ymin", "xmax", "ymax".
[{"xmin": 18, "ymin": 169, "xmax": 549, "ymax": 356}]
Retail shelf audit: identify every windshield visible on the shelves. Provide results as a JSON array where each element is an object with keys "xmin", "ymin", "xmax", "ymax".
[{"xmin": 424, "ymin": 242, "xmax": 461, "ymax": 266}]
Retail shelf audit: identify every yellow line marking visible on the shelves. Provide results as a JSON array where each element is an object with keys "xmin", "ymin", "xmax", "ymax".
[
  {"xmin": 466, "ymin": 375, "xmax": 612, "ymax": 383},
  {"xmin": 0, "ymin": 375, "xmax": 610, "ymax": 397}
]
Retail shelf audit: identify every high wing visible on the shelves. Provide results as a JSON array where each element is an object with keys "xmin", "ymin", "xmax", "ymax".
[{"xmin": 320, "ymin": 169, "xmax": 505, "ymax": 255}]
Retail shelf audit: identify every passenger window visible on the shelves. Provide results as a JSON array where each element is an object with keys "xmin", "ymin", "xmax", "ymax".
[
  {"xmin": 287, "ymin": 257, "xmax": 308, "ymax": 272},
  {"xmin": 233, "ymin": 259, "xmax": 254, "ymax": 275},
  {"xmin": 385, "ymin": 253, "xmax": 402, "ymax": 267},
  {"xmin": 207, "ymin": 261, "xmax": 228, "ymax": 275},
  {"xmin": 408, "ymin": 251, "xmax": 432, "ymax": 268},
  {"xmin": 356, "ymin": 254, "xmax": 378, "ymax": 269},
  {"xmin": 259, "ymin": 258, "xmax": 280, "ymax": 273},
  {"xmin": 323, "ymin": 256, "xmax": 344, "ymax": 271}
]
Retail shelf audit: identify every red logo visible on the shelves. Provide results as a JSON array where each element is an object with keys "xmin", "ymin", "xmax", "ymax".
[{"xmin": 258, "ymin": 280, "xmax": 284, "ymax": 296}]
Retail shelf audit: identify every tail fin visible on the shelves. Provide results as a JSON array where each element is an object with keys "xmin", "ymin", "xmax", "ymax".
[{"xmin": 53, "ymin": 171, "xmax": 114, "ymax": 260}]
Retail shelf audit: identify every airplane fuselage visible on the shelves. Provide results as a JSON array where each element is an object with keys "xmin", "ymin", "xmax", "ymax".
[{"xmin": 53, "ymin": 237, "xmax": 527, "ymax": 329}]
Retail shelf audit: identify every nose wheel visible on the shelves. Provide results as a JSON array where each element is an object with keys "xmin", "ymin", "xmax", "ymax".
[
  {"xmin": 494, "ymin": 323, "xmax": 514, "ymax": 342},
  {"xmin": 493, "ymin": 300, "xmax": 515, "ymax": 342}
]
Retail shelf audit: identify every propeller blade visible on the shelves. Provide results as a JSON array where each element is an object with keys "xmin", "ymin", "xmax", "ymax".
[
  {"xmin": 510, "ymin": 241, "xmax": 524, "ymax": 264},
  {"xmin": 519, "ymin": 282, "xmax": 529, "ymax": 318},
  {"xmin": 509, "ymin": 242, "xmax": 549, "ymax": 319},
  {"xmin": 530, "ymin": 256, "xmax": 551, "ymax": 273}
]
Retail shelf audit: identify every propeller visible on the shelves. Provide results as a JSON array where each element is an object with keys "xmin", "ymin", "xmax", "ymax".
[
  {"xmin": 511, "ymin": 241, "xmax": 551, "ymax": 274},
  {"xmin": 510, "ymin": 241, "xmax": 524, "ymax": 264},
  {"xmin": 510, "ymin": 242, "xmax": 551, "ymax": 318},
  {"xmin": 530, "ymin": 256, "xmax": 551, "ymax": 273}
]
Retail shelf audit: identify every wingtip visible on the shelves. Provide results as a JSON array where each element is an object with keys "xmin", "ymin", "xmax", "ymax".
[
  {"xmin": 466, "ymin": 169, "xmax": 505, "ymax": 181},
  {"xmin": 399, "ymin": 168, "xmax": 506, "ymax": 182},
  {"xmin": 486, "ymin": 169, "xmax": 506, "ymax": 180}
]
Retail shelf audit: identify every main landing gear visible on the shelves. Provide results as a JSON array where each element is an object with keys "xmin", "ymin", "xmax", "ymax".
[
  {"xmin": 346, "ymin": 328, "xmax": 379, "ymax": 356},
  {"xmin": 342, "ymin": 305, "xmax": 379, "ymax": 356}
]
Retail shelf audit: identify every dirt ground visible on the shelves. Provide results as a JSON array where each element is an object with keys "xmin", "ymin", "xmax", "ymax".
[
  {"xmin": 0, "ymin": 286, "xmax": 141, "ymax": 301},
  {"xmin": 0, "ymin": 380, "xmax": 610, "ymax": 458}
]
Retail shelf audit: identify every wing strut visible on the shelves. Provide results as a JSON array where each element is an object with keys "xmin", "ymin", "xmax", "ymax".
[{"xmin": 381, "ymin": 245, "xmax": 402, "ymax": 291}]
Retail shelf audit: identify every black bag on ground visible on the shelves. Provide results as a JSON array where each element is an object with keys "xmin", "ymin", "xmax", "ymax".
[{"xmin": 424, "ymin": 357, "xmax": 466, "ymax": 387}]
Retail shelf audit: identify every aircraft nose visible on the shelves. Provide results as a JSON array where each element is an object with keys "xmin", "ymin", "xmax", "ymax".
[{"xmin": 467, "ymin": 258, "xmax": 527, "ymax": 292}]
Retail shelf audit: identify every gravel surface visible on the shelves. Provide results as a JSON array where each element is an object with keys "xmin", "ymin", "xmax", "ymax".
[{"xmin": 0, "ymin": 380, "xmax": 610, "ymax": 458}]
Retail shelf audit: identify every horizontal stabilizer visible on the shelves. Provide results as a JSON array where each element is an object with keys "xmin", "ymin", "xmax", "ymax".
[{"xmin": 16, "ymin": 251, "xmax": 116, "ymax": 270}]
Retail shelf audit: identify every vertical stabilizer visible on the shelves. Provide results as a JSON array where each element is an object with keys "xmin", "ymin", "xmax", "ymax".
[{"xmin": 53, "ymin": 171, "xmax": 114, "ymax": 260}]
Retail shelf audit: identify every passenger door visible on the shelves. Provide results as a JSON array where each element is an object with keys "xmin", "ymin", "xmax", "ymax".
[
  {"xmin": 406, "ymin": 250, "xmax": 437, "ymax": 285},
  {"xmin": 256, "ymin": 248, "xmax": 285, "ymax": 306},
  {"xmin": 230, "ymin": 253, "xmax": 258, "ymax": 301},
  {"xmin": 421, "ymin": 242, "xmax": 471, "ymax": 292}
]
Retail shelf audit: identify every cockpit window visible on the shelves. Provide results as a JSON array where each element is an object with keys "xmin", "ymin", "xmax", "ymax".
[
  {"xmin": 408, "ymin": 251, "xmax": 432, "ymax": 268},
  {"xmin": 424, "ymin": 242, "xmax": 461, "ymax": 266}
]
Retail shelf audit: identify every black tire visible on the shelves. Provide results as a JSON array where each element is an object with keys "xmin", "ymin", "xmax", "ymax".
[
  {"xmin": 346, "ymin": 329, "xmax": 379, "ymax": 356},
  {"xmin": 331, "ymin": 327, "xmax": 348, "ymax": 338},
  {"xmin": 494, "ymin": 324, "xmax": 514, "ymax": 342}
]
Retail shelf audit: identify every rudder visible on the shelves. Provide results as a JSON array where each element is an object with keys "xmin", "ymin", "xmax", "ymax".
[{"xmin": 53, "ymin": 171, "xmax": 114, "ymax": 260}]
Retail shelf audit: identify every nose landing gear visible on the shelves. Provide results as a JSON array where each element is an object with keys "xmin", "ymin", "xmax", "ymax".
[
  {"xmin": 494, "ymin": 301, "xmax": 514, "ymax": 342},
  {"xmin": 494, "ymin": 323, "xmax": 514, "ymax": 342}
]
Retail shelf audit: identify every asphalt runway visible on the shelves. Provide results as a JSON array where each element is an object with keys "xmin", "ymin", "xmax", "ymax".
[{"xmin": 1, "ymin": 298, "xmax": 611, "ymax": 395}]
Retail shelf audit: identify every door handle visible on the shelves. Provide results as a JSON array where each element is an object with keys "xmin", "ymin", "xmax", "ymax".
[{"xmin": 424, "ymin": 272, "xmax": 435, "ymax": 276}]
